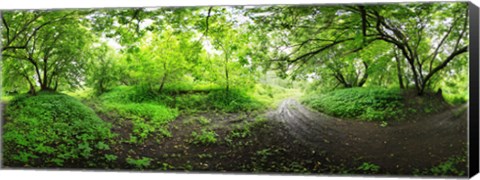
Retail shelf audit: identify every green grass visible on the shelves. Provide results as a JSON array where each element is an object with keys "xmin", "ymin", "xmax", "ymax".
[
  {"xmin": 302, "ymin": 87, "xmax": 404, "ymax": 121},
  {"xmin": 99, "ymin": 87, "xmax": 178, "ymax": 141},
  {"xmin": 2, "ymin": 92, "xmax": 114, "ymax": 166},
  {"xmin": 100, "ymin": 85, "xmax": 264, "ymax": 113},
  {"xmin": 206, "ymin": 89, "xmax": 263, "ymax": 113},
  {"xmin": 63, "ymin": 88, "xmax": 95, "ymax": 101},
  {"xmin": 251, "ymin": 84, "xmax": 303, "ymax": 108},
  {"xmin": 65, "ymin": 85, "xmax": 267, "ymax": 143}
]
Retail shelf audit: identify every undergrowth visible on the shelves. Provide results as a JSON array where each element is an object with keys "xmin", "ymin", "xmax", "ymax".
[
  {"xmin": 2, "ymin": 92, "xmax": 114, "ymax": 167},
  {"xmin": 99, "ymin": 87, "xmax": 178, "ymax": 141},
  {"xmin": 413, "ymin": 155, "xmax": 467, "ymax": 176},
  {"xmin": 302, "ymin": 87, "xmax": 404, "ymax": 121}
]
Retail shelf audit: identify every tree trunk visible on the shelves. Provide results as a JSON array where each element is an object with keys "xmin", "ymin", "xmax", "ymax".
[
  {"xmin": 357, "ymin": 61, "xmax": 369, "ymax": 87},
  {"xmin": 42, "ymin": 57, "xmax": 49, "ymax": 91},
  {"xmin": 224, "ymin": 54, "xmax": 229, "ymax": 93},
  {"xmin": 394, "ymin": 50, "xmax": 405, "ymax": 89},
  {"xmin": 159, "ymin": 74, "xmax": 167, "ymax": 93},
  {"xmin": 54, "ymin": 79, "xmax": 59, "ymax": 91},
  {"xmin": 158, "ymin": 62, "xmax": 168, "ymax": 93}
]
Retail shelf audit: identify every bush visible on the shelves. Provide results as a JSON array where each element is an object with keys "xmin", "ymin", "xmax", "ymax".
[
  {"xmin": 2, "ymin": 92, "xmax": 114, "ymax": 167},
  {"xmin": 302, "ymin": 87, "xmax": 404, "ymax": 121}
]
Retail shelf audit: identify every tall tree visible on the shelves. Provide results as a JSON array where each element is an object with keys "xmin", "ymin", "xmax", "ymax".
[
  {"xmin": 247, "ymin": 2, "xmax": 468, "ymax": 95},
  {"xmin": 2, "ymin": 10, "xmax": 95, "ymax": 94}
]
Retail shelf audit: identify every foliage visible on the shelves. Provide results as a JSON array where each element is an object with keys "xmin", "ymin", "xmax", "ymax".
[
  {"xmin": 357, "ymin": 162, "xmax": 380, "ymax": 173},
  {"xmin": 197, "ymin": 116, "xmax": 211, "ymax": 125},
  {"xmin": 99, "ymin": 86, "xmax": 178, "ymax": 141},
  {"xmin": 126, "ymin": 157, "xmax": 152, "ymax": 169},
  {"xmin": 302, "ymin": 87, "xmax": 404, "ymax": 121},
  {"xmin": 248, "ymin": 3, "xmax": 468, "ymax": 95},
  {"xmin": 251, "ymin": 83, "xmax": 303, "ymax": 108},
  {"xmin": 86, "ymin": 44, "xmax": 123, "ymax": 94},
  {"xmin": 2, "ymin": 92, "xmax": 114, "ymax": 166},
  {"xmin": 104, "ymin": 154, "xmax": 118, "ymax": 162},
  {"xmin": 122, "ymin": 29, "xmax": 201, "ymax": 92},
  {"xmin": 207, "ymin": 89, "xmax": 263, "ymax": 113},
  {"xmin": 100, "ymin": 85, "xmax": 264, "ymax": 113},
  {"xmin": 2, "ymin": 10, "xmax": 96, "ymax": 93},
  {"xmin": 413, "ymin": 155, "xmax": 466, "ymax": 176},
  {"xmin": 191, "ymin": 129, "xmax": 218, "ymax": 145}
]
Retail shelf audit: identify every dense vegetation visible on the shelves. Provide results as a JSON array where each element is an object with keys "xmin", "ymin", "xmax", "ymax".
[
  {"xmin": 1, "ymin": 2, "xmax": 469, "ymax": 176},
  {"xmin": 2, "ymin": 92, "xmax": 114, "ymax": 167}
]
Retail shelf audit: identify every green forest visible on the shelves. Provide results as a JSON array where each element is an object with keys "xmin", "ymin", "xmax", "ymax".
[{"xmin": 1, "ymin": 2, "xmax": 469, "ymax": 176}]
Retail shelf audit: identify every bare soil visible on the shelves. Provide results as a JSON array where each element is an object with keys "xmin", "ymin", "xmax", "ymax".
[{"xmin": 268, "ymin": 99, "xmax": 468, "ymax": 174}]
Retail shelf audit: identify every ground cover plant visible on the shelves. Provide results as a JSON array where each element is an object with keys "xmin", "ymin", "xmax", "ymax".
[{"xmin": 1, "ymin": 2, "xmax": 469, "ymax": 177}]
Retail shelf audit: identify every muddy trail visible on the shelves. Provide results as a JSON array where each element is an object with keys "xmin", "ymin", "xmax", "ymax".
[{"xmin": 268, "ymin": 99, "xmax": 468, "ymax": 173}]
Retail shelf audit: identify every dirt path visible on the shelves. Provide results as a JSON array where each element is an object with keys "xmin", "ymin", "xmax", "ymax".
[{"xmin": 268, "ymin": 99, "xmax": 468, "ymax": 173}]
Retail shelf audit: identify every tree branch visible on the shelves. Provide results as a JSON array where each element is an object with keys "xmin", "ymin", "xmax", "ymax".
[{"xmin": 424, "ymin": 46, "xmax": 468, "ymax": 85}]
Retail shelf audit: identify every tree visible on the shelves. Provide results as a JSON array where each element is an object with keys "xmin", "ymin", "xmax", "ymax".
[
  {"xmin": 247, "ymin": 2, "xmax": 468, "ymax": 95},
  {"xmin": 2, "ymin": 10, "xmax": 95, "ymax": 94},
  {"xmin": 123, "ymin": 29, "xmax": 201, "ymax": 92},
  {"xmin": 207, "ymin": 7, "xmax": 259, "ymax": 93},
  {"xmin": 86, "ymin": 44, "xmax": 122, "ymax": 94}
]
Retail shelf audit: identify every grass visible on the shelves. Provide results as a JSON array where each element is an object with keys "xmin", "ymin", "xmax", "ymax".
[
  {"xmin": 2, "ymin": 92, "xmax": 114, "ymax": 167},
  {"xmin": 302, "ymin": 87, "xmax": 404, "ymax": 121},
  {"xmin": 101, "ymin": 86, "xmax": 264, "ymax": 113},
  {"xmin": 99, "ymin": 87, "xmax": 178, "ymax": 141},
  {"xmin": 206, "ymin": 89, "xmax": 263, "ymax": 113},
  {"xmin": 251, "ymin": 84, "xmax": 303, "ymax": 108}
]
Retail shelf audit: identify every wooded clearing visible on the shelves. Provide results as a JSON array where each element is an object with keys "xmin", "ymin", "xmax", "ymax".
[{"xmin": 1, "ymin": 2, "xmax": 469, "ymax": 177}]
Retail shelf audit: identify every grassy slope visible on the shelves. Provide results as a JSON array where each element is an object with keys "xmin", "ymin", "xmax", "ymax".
[{"xmin": 302, "ymin": 87, "xmax": 451, "ymax": 122}]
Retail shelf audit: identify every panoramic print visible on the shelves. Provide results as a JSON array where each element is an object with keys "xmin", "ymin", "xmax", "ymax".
[{"xmin": 1, "ymin": 2, "xmax": 469, "ymax": 177}]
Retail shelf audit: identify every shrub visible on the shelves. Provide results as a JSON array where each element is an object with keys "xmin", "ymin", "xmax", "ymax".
[{"xmin": 2, "ymin": 92, "xmax": 114, "ymax": 167}]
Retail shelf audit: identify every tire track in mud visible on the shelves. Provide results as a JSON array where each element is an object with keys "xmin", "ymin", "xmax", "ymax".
[{"xmin": 268, "ymin": 99, "xmax": 468, "ymax": 173}]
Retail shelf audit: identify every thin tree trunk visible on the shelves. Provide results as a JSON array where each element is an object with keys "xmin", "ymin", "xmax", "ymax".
[
  {"xmin": 159, "ymin": 74, "xmax": 167, "ymax": 93},
  {"xmin": 54, "ymin": 79, "xmax": 59, "ymax": 91},
  {"xmin": 158, "ymin": 62, "xmax": 168, "ymax": 93},
  {"xmin": 225, "ymin": 53, "xmax": 229, "ymax": 93},
  {"xmin": 357, "ymin": 61, "xmax": 369, "ymax": 87},
  {"xmin": 394, "ymin": 50, "xmax": 405, "ymax": 89},
  {"xmin": 42, "ymin": 57, "xmax": 49, "ymax": 91}
]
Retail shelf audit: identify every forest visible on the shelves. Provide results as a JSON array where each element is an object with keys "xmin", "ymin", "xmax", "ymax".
[{"xmin": 0, "ymin": 2, "xmax": 469, "ymax": 177}]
